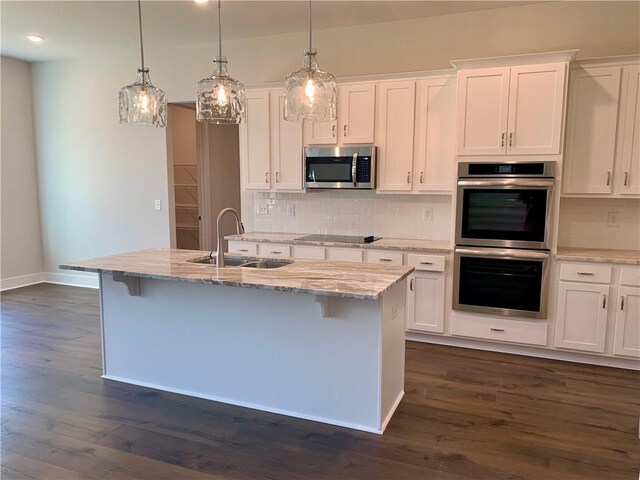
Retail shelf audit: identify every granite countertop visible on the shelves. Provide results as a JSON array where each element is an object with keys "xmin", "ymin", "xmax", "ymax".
[
  {"xmin": 60, "ymin": 248, "xmax": 413, "ymax": 300},
  {"xmin": 556, "ymin": 247, "xmax": 640, "ymax": 265},
  {"xmin": 225, "ymin": 232, "xmax": 451, "ymax": 253}
]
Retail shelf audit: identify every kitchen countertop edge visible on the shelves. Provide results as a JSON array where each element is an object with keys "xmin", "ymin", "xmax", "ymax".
[{"xmin": 556, "ymin": 247, "xmax": 640, "ymax": 265}]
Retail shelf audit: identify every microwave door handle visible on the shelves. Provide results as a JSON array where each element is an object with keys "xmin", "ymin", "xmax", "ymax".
[{"xmin": 352, "ymin": 154, "xmax": 358, "ymax": 187}]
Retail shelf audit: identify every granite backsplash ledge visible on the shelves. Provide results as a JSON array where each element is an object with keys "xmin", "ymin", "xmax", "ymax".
[{"xmin": 253, "ymin": 191, "xmax": 452, "ymax": 241}]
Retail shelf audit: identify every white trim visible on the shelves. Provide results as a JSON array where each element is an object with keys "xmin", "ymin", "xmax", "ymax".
[
  {"xmin": 44, "ymin": 271, "xmax": 99, "ymax": 289},
  {"xmin": 0, "ymin": 272, "xmax": 45, "ymax": 291},
  {"xmin": 102, "ymin": 374, "xmax": 384, "ymax": 434},
  {"xmin": 572, "ymin": 54, "xmax": 640, "ymax": 69},
  {"xmin": 406, "ymin": 332, "xmax": 640, "ymax": 371},
  {"xmin": 380, "ymin": 391, "xmax": 404, "ymax": 433},
  {"xmin": 450, "ymin": 49, "xmax": 578, "ymax": 70}
]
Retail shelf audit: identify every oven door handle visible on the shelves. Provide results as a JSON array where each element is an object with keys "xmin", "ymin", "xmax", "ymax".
[
  {"xmin": 455, "ymin": 246, "xmax": 551, "ymax": 260},
  {"xmin": 457, "ymin": 179, "xmax": 555, "ymax": 188}
]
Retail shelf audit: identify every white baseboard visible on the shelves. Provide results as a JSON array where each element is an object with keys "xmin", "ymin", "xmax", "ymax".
[
  {"xmin": 406, "ymin": 331, "xmax": 640, "ymax": 371},
  {"xmin": 0, "ymin": 272, "xmax": 46, "ymax": 292},
  {"xmin": 44, "ymin": 271, "xmax": 99, "ymax": 289}
]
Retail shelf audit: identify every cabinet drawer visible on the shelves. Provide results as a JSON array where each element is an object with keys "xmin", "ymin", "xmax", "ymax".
[
  {"xmin": 258, "ymin": 243, "xmax": 291, "ymax": 259},
  {"xmin": 365, "ymin": 250, "xmax": 404, "ymax": 266},
  {"xmin": 326, "ymin": 248, "xmax": 363, "ymax": 263},
  {"xmin": 620, "ymin": 267, "xmax": 640, "ymax": 287},
  {"xmin": 293, "ymin": 245, "xmax": 325, "ymax": 260},
  {"xmin": 559, "ymin": 263, "xmax": 612, "ymax": 284},
  {"xmin": 228, "ymin": 241, "xmax": 258, "ymax": 255},
  {"xmin": 451, "ymin": 313, "xmax": 548, "ymax": 347},
  {"xmin": 407, "ymin": 254, "xmax": 446, "ymax": 272}
]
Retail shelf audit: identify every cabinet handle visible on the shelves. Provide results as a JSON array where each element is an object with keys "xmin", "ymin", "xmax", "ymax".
[
  {"xmin": 621, "ymin": 296, "xmax": 625, "ymax": 311},
  {"xmin": 602, "ymin": 294, "xmax": 607, "ymax": 309},
  {"xmin": 419, "ymin": 261, "xmax": 433, "ymax": 265},
  {"xmin": 509, "ymin": 132, "xmax": 513, "ymax": 147},
  {"xmin": 606, "ymin": 171, "xmax": 611, "ymax": 186},
  {"xmin": 490, "ymin": 328, "xmax": 505, "ymax": 333},
  {"xmin": 577, "ymin": 271, "xmax": 594, "ymax": 276},
  {"xmin": 271, "ymin": 251, "xmax": 281, "ymax": 254},
  {"xmin": 265, "ymin": 172, "xmax": 269, "ymax": 183},
  {"xmin": 332, "ymin": 124, "xmax": 336, "ymax": 138},
  {"xmin": 343, "ymin": 125, "xmax": 347, "ymax": 137},
  {"xmin": 624, "ymin": 171, "xmax": 629, "ymax": 186},
  {"xmin": 410, "ymin": 278, "xmax": 414, "ymax": 291},
  {"xmin": 420, "ymin": 172, "xmax": 424, "ymax": 184},
  {"xmin": 275, "ymin": 172, "xmax": 279, "ymax": 183},
  {"xmin": 501, "ymin": 132, "xmax": 505, "ymax": 147},
  {"xmin": 407, "ymin": 171, "xmax": 411, "ymax": 184},
  {"xmin": 379, "ymin": 258, "xmax": 393, "ymax": 262},
  {"xmin": 239, "ymin": 249, "xmax": 249, "ymax": 252}
]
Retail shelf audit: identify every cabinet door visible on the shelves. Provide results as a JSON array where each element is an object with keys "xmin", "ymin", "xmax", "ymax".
[
  {"xmin": 406, "ymin": 272, "xmax": 445, "ymax": 334},
  {"xmin": 305, "ymin": 120, "xmax": 338, "ymax": 145},
  {"xmin": 240, "ymin": 90, "xmax": 271, "ymax": 190},
  {"xmin": 618, "ymin": 65, "xmax": 640, "ymax": 196},
  {"xmin": 339, "ymin": 83, "xmax": 375, "ymax": 144},
  {"xmin": 613, "ymin": 286, "xmax": 640, "ymax": 358},
  {"xmin": 376, "ymin": 81, "xmax": 416, "ymax": 191},
  {"xmin": 506, "ymin": 63, "xmax": 566, "ymax": 155},
  {"xmin": 415, "ymin": 76, "xmax": 456, "ymax": 192},
  {"xmin": 563, "ymin": 67, "xmax": 621, "ymax": 195},
  {"xmin": 456, "ymin": 67, "xmax": 510, "ymax": 156},
  {"xmin": 270, "ymin": 91, "xmax": 303, "ymax": 191},
  {"xmin": 554, "ymin": 281, "xmax": 609, "ymax": 353}
]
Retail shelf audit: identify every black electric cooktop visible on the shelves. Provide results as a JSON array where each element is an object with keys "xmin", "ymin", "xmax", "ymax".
[{"xmin": 296, "ymin": 234, "xmax": 381, "ymax": 244}]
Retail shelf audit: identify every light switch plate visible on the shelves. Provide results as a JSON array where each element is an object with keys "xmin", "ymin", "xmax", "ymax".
[
  {"xmin": 154, "ymin": 199, "xmax": 162, "ymax": 211},
  {"xmin": 423, "ymin": 207, "xmax": 433, "ymax": 221},
  {"xmin": 258, "ymin": 204, "xmax": 268, "ymax": 215},
  {"xmin": 608, "ymin": 211, "xmax": 620, "ymax": 227},
  {"xmin": 287, "ymin": 204, "xmax": 295, "ymax": 216}
]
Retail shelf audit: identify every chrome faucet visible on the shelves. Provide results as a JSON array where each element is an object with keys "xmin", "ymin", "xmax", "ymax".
[{"xmin": 214, "ymin": 207, "xmax": 244, "ymax": 267}]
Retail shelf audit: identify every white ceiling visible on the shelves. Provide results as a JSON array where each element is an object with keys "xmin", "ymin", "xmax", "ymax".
[{"xmin": 1, "ymin": 1, "xmax": 540, "ymax": 62}]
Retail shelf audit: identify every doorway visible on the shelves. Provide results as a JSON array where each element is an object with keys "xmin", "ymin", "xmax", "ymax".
[{"xmin": 166, "ymin": 103, "xmax": 241, "ymax": 251}]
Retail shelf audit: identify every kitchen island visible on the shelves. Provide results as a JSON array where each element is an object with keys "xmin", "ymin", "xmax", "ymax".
[{"xmin": 61, "ymin": 249, "xmax": 412, "ymax": 434}]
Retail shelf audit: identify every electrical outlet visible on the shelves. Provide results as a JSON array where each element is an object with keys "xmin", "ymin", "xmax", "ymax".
[
  {"xmin": 258, "ymin": 203, "xmax": 268, "ymax": 215},
  {"xmin": 154, "ymin": 199, "xmax": 162, "ymax": 211},
  {"xmin": 608, "ymin": 212, "xmax": 620, "ymax": 227},
  {"xmin": 287, "ymin": 204, "xmax": 295, "ymax": 216},
  {"xmin": 423, "ymin": 207, "xmax": 433, "ymax": 221}
]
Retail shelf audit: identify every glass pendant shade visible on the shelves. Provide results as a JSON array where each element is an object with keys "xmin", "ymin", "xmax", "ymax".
[
  {"xmin": 284, "ymin": 48, "xmax": 337, "ymax": 122},
  {"xmin": 196, "ymin": 57, "xmax": 246, "ymax": 124},
  {"xmin": 119, "ymin": 69, "xmax": 167, "ymax": 127}
]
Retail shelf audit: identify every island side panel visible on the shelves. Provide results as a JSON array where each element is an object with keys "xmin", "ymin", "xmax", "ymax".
[
  {"xmin": 379, "ymin": 279, "xmax": 407, "ymax": 432},
  {"xmin": 100, "ymin": 273, "xmax": 385, "ymax": 432}
]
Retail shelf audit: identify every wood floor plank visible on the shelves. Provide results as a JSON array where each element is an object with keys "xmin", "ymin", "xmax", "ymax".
[{"xmin": 1, "ymin": 283, "xmax": 639, "ymax": 480}]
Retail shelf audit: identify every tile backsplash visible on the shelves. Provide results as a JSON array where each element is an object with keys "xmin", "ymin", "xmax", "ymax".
[{"xmin": 253, "ymin": 191, "xmax": 452, "ymax": 241}]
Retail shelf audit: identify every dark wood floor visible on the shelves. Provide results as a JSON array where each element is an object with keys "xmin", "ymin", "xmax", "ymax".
[{"xmin": 1, "ymin": 283, "xmax": 639, "ymax": 480}]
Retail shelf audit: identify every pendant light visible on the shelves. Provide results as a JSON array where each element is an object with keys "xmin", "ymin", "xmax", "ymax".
[
  {"xmin": 119, "ymin": 0, "xmax": 167, "ymax": 127},
  {"xmin": 283, "ymin": 0, "xmax": 337, "ymax": 122},
  {"xmin": 196, "ymin": 0, "xmax": 246, "ymax": 124}
]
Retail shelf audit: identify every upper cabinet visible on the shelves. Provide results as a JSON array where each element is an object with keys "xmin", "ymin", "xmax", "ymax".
[
  {"xmin": 306, "ymin": 83, "xmax": 375, "ymax": 146},
  {"xmin": 240, "ymin": 89, "xmax": 303, "ymax": 192},
  {"xmin": 562, "ymin": 60, "xmax": 640, "ymax": 198},
  {"xmin": 456, "ymin": 63, "xmax": 567, "ymax": 156}
]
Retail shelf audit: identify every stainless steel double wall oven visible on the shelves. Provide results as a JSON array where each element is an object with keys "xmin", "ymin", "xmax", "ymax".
[{"xmin": 454, "ymin": 162, "xmax": 556, "ymax": 319}]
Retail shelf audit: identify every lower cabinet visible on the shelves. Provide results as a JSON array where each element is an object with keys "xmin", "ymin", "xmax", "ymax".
[
  {"xmin": 554, "ymin": 281, "xmax": 610, "ymax": 353},
  {"xmin": 613, "ymin": 286, "xmax": 640, "ymax": 358},
  {"xmin": 406, "ymin": 272, "xmax": 445, "ymax": 334}
]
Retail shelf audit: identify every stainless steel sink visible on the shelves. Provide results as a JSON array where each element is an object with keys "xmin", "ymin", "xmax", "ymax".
[
  {"xmin": 188, "ymin": 257, "xmax": 249, "ymax": 267},
  {"xmin": 241, "ymin": 260, "xmax": 292, "ymax": 269}
]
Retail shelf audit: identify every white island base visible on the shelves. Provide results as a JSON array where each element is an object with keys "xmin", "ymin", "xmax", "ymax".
[{"xmin": 99, "ymin": 274, "xmax": 407, "ymax": 434}]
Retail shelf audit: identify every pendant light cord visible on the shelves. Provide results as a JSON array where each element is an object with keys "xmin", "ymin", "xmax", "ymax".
[
  {"xmin": 137, "ymin": 0, "xmax": 146, "ymax": 87},
  {"xmin": 218, "ymin": 0, "xmax": 222, "ymax": 59},
  {"xmin": 308, "ymin": 0, "xmax": 312, "ymax": 51}
]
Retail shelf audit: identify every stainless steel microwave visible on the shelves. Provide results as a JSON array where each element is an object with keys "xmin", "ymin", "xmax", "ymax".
[{"xmin": 304, "ymin": 146, "xmax": 376, "ymax": 189}]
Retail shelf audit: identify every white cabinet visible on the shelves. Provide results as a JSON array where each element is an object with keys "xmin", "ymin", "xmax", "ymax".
[
  {"xmin": 406, "ymin": 272, "xmax": 445, "ymax": 334},
  {"xmin": 613, "ymin": 286, "xmax": 640, "ymax": 358},
  {"xmin": 563, "ymin": 67, "xmax": 622, "ymax": 195},
  {"xmin": 257, "ymin": 243, "xmax": 291, "ymax": 259},
  {"xmin": 618, "ymin": 65, "xmax": 640, "ymax": 196},
  {"xmin": 554, "ymin": 281, "xmax": 610, "ymax": 353},
  {"xmin": 414, "ymin": 76, "xmax": 457, "ymax": 192},
  {"xmin": 456, "ymin": 63, "xmax": 566, "ymax": 156},
  {"xmin": 326, "ymin": 248, "xmax": 363, "ymax": 263},
  {"xmin": 228, "ymin": 241, "xmax": 258, "ymax": 255},
  {"xmin": 364, "ymin": 249, "xmax": 404, "ymax": 266},
  {"xmin": 292, "ymin": 245, "xmax": 325, "ymax": 260},
  {"xmin": 562, "ymin": 62, "xmax": 640, "ymax": 197},
  {"xmin": 376, "ymin": 81, "xmax": 416, "ymax": 191},
  {"xmin": 240, "ymin": 89, "xmax": 303, "ymax": 192},
  {"xmin": 306, "ymin": 83, "xmax": 375, "ymax": 146}
]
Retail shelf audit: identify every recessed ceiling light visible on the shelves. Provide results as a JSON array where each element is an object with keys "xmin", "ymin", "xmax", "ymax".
[
  {"xmin": 194, "ymin": 0, "xmax": 209, "ymax": 3},
  {"xmin": 27, "ymin": 34, "xmax": 45, "ymax": 43}
]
